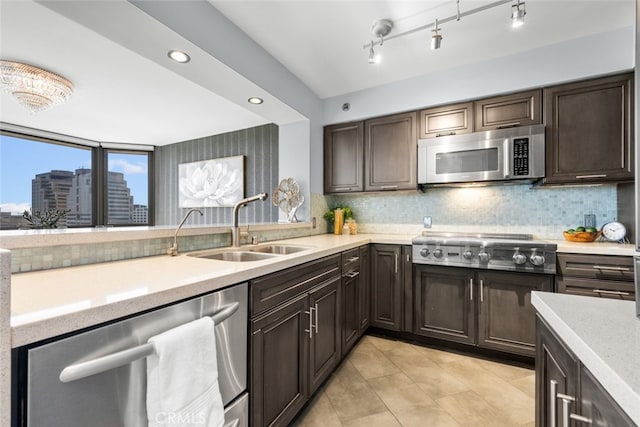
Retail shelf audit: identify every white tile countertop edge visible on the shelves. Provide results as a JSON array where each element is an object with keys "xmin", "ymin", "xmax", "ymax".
[{"xmin": 531, "ymin": 292, "xmax": 640, "ymax": 424}]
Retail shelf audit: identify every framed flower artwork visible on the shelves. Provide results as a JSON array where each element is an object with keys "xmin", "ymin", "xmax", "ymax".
[{"xmin": 178, "ymin": 155, "xmax": 244, "ymax": 208}]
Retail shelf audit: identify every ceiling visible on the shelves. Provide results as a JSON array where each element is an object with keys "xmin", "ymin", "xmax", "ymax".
[{"xmin": 0, "ymin": 1, "xmax": 635, "ymax": 146}]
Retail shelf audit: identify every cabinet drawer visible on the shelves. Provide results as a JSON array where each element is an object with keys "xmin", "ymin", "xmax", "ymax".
[
  {"xmin": 342, "ymin": 248, "xmax": 360, "ymax": 273},
  {"xmin": 557, "ymin": 253, "xmax": 634, "ymax": 281},
  {"xmin": 251, "ymin": 254, "xmax": 341, "ymax": 316},
  {"xmin": 556, "ymin": 277, "xmax": 635, "ymax": 301}
]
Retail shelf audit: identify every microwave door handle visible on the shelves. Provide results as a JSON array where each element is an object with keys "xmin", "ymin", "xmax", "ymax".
[{"xmin": 503, "ymin": 139, "xmax": 510, "ymax": 178}]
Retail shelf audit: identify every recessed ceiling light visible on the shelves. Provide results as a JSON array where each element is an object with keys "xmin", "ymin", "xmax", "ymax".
[
  {"xmin": 248, "ymin": 97, "xmax": 264, "ymax": 104},
  {"xmin": 167, "ymin": 50, "xmax": 190, "ymax": 63}
]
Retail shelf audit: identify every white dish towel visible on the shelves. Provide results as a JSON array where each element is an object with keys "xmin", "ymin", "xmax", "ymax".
[{"xmin": 146, "ymin": 317, "xmax": 224, "ymax": 427}]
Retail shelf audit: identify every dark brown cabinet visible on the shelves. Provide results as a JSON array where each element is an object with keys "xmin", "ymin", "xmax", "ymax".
[
  {"xmin": 544, "ymin": 73, "xmax": 634, "ymax": 184},
  {"xmin": 418, "ymin": 102, "xmax": 474, "ymax": 138},
  {"xmin": 414, "ymin": 266, "xmax": 552, "ymax": 356},
  {"xmin": 250, "ymin": 255, "xmax": 341, "ymax": 427},
  {"xmin": 474, "ymin": 89, "xmax": 542, "ymax": 131},
  {"xmin": 556, "ymin": 253, "xmax": 635, "ymax": 301},
  {"xmin": 370, "ymin": 244, "xmax": 411, "ymax": 331},
  {"xmin": 477, "ymin": 271, "xmax": 552, "ymax": 356},
  {"xmin": 364, "ymin": 112, "xmax": 417, "ymax": 191},
  {"xmin": 358, "ymin": 245, "xmax": 370, "ymax": 333},
  {"xmin": 323, "ymin": 121, "xmax": 364, "ymax": 193},
  {"xmin": 341, "ymin": 247, "xmax": 363, "ymax": 355},
  {"xmin": 536, "ymin": 316, "xmax": 634, "ymax": 427},
  {"xmin": 413, "ymin": 265, "xmax": 475, "ymax": 345}
]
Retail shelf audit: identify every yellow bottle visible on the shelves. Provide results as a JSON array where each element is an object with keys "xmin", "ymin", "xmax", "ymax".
[{"xmin": 334, "ymin": 208, "xmax": 343, "ymax": 235}]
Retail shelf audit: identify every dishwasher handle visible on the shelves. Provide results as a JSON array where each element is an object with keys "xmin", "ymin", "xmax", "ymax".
[{"xmin": 59, "ymin": 301, "xmax": 240, "ymax": 383}]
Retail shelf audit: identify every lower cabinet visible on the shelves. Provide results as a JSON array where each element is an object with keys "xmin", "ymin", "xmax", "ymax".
[
  {"xmin": 370, "ymin": 244, "xmax": 412, "ymax": 331},
  {"xmin": 536, "ymin": 316, "xmax": 634, "ymax": 426},
  {"xmin": 250, "ymin": 255, "xmax": 341, "ymax": 427},
  {"xmin": 413, "ymin": 265, "xmax": 552, "ymax": 356},
  {"xmin": 340, "ymin": 245, "xmax": 370, "ymax": 356}
]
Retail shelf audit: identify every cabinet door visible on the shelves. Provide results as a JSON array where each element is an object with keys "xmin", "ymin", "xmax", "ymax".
[
  {"xmin": 535, "ymin": 316, "xmax": 580, "ymax": 427},
  {"xmin": 370, "ymin": 244, "xmax": 403, "ymax": 331},
  {"xmin": 358, "ymin": 245, "xmax": 370, "ymax": 334},
  {"xmin": 251, "ymin": 294, "xmax": 309, "ymax": 427},
  {"xmin": 474, "ymin": 89, "xmax": 542, "ymax": 131},
  {"xmin": 579, "ymin": 366, "xmax": 635, "ymax": 426},
  {"xmin": 544, "ymin": 73, "xmax": 634, "ymax": 184},
  {"xmin": 401, "ymin": 246, "xmax": 413, "ymax": 332},
  {"xmin": 418, "ymin": 102, "xmax": 473, "ymax": 138},
  {"xmin": 324, "ymin": 121, "xmax": 364, "ymax": 193},
  {"xmin": 413, "ymin": 265, "xmax": 475, "ymax": 345},
  {"xmin": 341, "ymin": 268, "xmax": 360, "ymax": 356},
  {"xmin": 309, "ymin": 277, "xmax": 341, "ymax": 394},
  {"xmin": 364, "ymin": 112, "xmax": 417, "ymax": 191},
  {"xmin": 477, "ymin": 271, "xmax": 552, "ymax": 356}
]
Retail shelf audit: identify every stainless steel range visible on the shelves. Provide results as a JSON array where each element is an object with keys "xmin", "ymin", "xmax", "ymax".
[{"xmin": 412, "ymin": 231, "xmax": 557, "ymax": 274}]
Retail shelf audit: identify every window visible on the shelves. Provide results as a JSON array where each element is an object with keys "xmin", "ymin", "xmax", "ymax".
[{"xmin": 0, "ymin": 132, "xmax": 153, "ymax": 230}]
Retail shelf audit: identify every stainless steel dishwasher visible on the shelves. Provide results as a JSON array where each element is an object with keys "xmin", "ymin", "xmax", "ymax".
[{"xmin": 18, "ymin": 282, "xmax": 248, "ymax": 427}]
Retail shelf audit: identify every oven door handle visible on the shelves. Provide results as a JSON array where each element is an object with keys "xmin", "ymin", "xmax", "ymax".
[
  {"xmin": 59, "ymin": 302, "xmax": 240, "ymax": 383},
  {"xmin": 503, "ymin": 138, "xmax": 511, "ymax": 178}
]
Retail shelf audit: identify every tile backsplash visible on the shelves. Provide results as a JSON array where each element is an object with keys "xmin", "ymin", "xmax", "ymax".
[{"xmin": 327, "ymin": 184, "xmax": 620, "ymax": 239}]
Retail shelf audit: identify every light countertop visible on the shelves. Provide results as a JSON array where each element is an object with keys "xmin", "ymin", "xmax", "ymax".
[
  {"xmin": 551, "ymin": 240, "xmax": 637, "ymax": 256},
  {"xmin": 532, "ymin": 292, "xmax": 640, "ymax": 423}
]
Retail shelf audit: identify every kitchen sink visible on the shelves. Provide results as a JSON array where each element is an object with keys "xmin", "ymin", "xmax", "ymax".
[
  {"xmin": 187, "ymin": 244, "xmax": 313, "ymax": 262},
  {"xmin": 190, "ymin": 251, "xmax": 279, "ymax": 262},
  {"xmin": 250, "ymin": 244, "xmax": 313, "ymax": 254}
]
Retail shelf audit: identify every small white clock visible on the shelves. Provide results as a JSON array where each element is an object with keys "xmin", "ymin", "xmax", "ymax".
[{"xmin": 601, "ymin": 221, "xmax": 627, "ymax": 243}]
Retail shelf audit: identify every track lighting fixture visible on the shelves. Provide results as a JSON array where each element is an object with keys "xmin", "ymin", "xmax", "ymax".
[
  {"xmin": 362, "ymin": 0, "xmax": 525, "ymax": 62},
  {"xmin": 431, "ymin": 19, "xmax": 442, "ymax": 50},
  {"xmin": 511, "ymin": 0, "xmax": 526, "ymax": 28}
]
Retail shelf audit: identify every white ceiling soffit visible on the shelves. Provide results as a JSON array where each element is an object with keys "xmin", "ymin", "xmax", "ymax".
[
  {"xmin": 0, "ymin": 1, "xmax": 304, "ymax": 146},
  {"xmin": 211, "ymin": 0, "xmax": 635, "ymax": 99}
]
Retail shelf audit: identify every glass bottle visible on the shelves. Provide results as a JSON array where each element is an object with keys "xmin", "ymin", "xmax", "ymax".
[{"xmin": 334, "ymin": 208, "xmax": 343, "ymax": 235}]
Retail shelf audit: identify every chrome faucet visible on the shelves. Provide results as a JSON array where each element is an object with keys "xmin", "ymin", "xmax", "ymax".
[
  {"xmin": 232, "ymin": 193, "xmax": 268, "ymax": 247},
  {"xmin": 167, "ymin": 208, "xmax": 203, "ymax": 256}
]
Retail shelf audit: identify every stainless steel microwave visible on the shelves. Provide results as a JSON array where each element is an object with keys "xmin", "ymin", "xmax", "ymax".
[{"xmin": 418, "ymin": 124, "xmax": 545, "ymax": 185}]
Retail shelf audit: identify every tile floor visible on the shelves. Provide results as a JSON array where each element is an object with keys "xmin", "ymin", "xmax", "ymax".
[{"xmin": 294, "ymin": 335, "xmax": 536, "ymax": 427}]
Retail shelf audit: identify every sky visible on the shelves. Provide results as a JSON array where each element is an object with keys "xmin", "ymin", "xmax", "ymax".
[{"xmin": 0, "ymin": 134, "xmax": 149, "ymax": 214}]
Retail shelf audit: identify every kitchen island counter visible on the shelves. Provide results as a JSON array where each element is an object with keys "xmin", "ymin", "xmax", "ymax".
[{"xmin": 532, "ymin": 291, "xmax": 640, "ymax": 423}]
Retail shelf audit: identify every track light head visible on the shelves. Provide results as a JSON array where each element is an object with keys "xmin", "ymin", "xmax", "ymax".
[
  {"xmin": 511, "ymin": 0, "xmax": 526, "ymax": 28},
  {"xmin": 431, "ymin": 19, "xmax": 442, "ymax": 50},
  {"xmin": 367, "ymin": 42, "xmax": 377, "ymax": 64}
]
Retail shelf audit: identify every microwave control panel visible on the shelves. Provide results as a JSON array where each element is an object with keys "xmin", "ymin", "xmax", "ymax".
[{"xmin": 513, "ymin": 137, "xmax": 529, "ymax": 176}]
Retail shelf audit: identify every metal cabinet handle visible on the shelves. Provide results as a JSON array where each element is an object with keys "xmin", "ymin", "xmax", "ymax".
[
  {"xmin": 569, "ymin": 414, "xmax": 592, "ymax": 425},
  {"xmin": 314, "ymin": 303, "xmax": 319, "ymax": 334},
  {"xmin": 436, "ymin": 131, "xmax": 456, "ymax": 137},
  {"xmin": 480, "ymin": 279, "xmax": 484, "ymax": 303},
  {"xmin": 575, "ymin": 174, "xmax": 606, "ymax": 179},
  {"xmin": 395, "ymin": 253, "xmax": 398, "ymax": 274},
  {"xmin": 59, "ymin": 302, "xmax": 240, "ymax": 383},
  {"xmin": 381, "ymin": 185, "xmax": 399, "ymax": 190},
  {"xmin": 344, "ymin": 271, "xmax": 360, "ymax": 278},
  {"xmin": 592, "ymin": 289, "xmax": 630, "ymax": 296},
  {"xmin": 557, "ymin": 393, "xmax": 575, "ymax": 427},
  {"xmin": 550, "ymin": 380, "xmax": 558, "ymax": 427},
  {"xmin": 592, "ymin": 265, "xmax": 630, "ymax": 272},
  {"xmin": 497, "ymin": 122, "xmax": 521, "ymax": 129},
  {"xmin": 470, "ymin": 279, "xmax": 474, "ymax": 301},
  {"xmin": 347, "ymin": 256, "xmax": 360, "ymax": 262},
  {"xmin": 304, "ymin": 307, "xmax": 314, "ymax": 339},
  {"xmin": 334, "ymin": 187, "xmax": 353, "ymax": 191}
]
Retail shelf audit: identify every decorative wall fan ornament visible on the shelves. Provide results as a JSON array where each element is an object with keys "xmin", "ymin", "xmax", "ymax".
[{"xmin": 272, "ymin": 177, "xmax": 304, "ymax": 223}]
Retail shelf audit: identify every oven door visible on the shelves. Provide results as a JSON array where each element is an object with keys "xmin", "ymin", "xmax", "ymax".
[{"xmin": 422, "ymin": 136, "xmax": 509, "ymax": 184}]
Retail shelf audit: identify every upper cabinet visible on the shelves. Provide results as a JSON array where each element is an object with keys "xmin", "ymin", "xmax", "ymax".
[
  {"xmin": 323, "ymin": 121, "xmax": 364, "ymax": 193},
  {"xmin": 364, "ymin": 112, "xmax": 417, "ymax": 191},
  {"xmin": 544, "ymin": 73, "xmax": 634, "ymax": 184},
  {"xmin": 474, "ymin": 89, "xmax": 542, "ymax": 131},
  {"xmin": 418, "ymin": 102, "xmax": 474, "ymax": 138}
]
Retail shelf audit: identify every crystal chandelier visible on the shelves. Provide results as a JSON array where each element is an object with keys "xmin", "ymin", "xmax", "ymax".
[{"xmin": 0, "ymin": 60, "xmax": 74, "ymax": 113}]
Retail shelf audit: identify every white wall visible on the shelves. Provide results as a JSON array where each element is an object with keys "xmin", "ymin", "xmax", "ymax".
[
  {"xmin": 323, "ymin": 27, "xmax": 634, "ymax": 125},
  {"xmin": 279, "ymin": 120, "xmax": 311, "ymax": 221}
]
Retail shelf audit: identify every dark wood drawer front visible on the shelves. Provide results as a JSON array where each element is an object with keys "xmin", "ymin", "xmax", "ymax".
[
  {"xmin": 557, "ymin": 254, "xmax": 634, "ymax": 281},
  {"xmin": 251, "ymin": 254, "xmax": 341, "ymax": 316},
  {"xmin": 342, "ymin": 248, "xmax": 360, "ymax": 273},
  {"xmin": 474, "ymin": 89, "xmax": 542, "ymax": 131},
  {"xmin": 557, "ymin": 277, "xmax": 635, "ymax": 301}
]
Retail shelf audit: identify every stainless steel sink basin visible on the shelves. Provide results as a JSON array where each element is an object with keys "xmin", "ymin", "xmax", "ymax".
[
  {"xmin": 188, "ymin": 250, "xmax": 278, "ymax": 262},
  {"xmin": 250, "ymin": 244, "xmax": 312, "ymax": 255},
  {"xmin": 187, "ymin": 244, "xmax": 313, "ymax": 262}
]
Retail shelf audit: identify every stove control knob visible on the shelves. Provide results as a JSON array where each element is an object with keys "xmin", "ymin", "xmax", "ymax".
[
  {"xmin": 433, "ymin": 248, "xmax": 444, "ymax": 258},
  {"xmin": 512, "ymin": 252, "xmax": 527, "ymax": 265},
  {"xmin": 478, "ymin": 251, "xmax": 490, "ymax": 263},
  {"xmin": 530, "ymin": 255, "xmax": 545, "ymax": 266},
  {"xmin": 462, "ymin": 250, "xmax": 473, "ymax": 260},
  {"xmin": 419, "ymin": 247, "xmax": 430, "ymax": 257}
]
